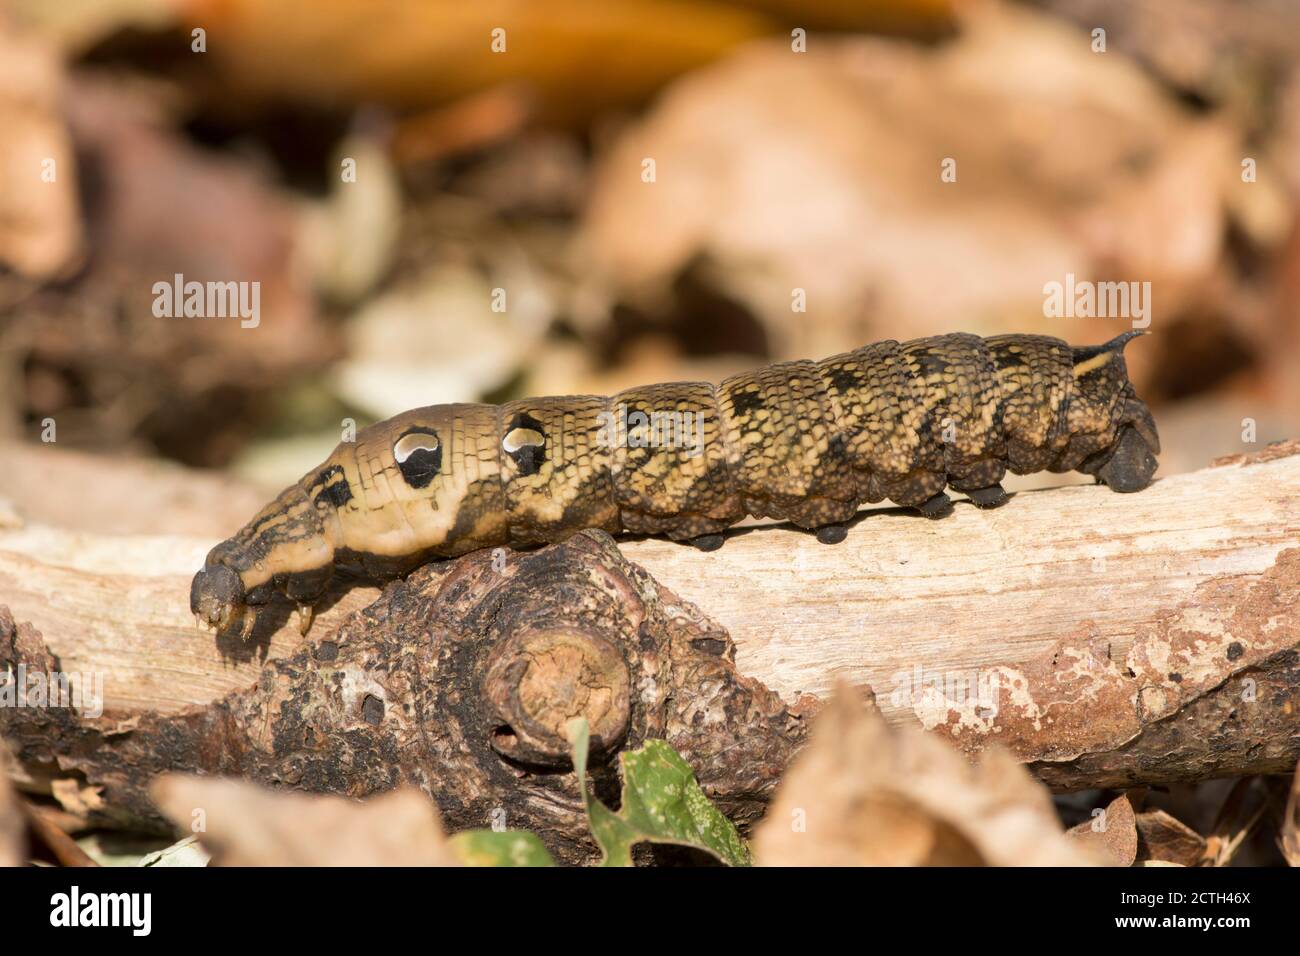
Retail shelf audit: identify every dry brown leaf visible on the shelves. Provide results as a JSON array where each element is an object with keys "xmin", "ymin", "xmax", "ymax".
[
  {"xmin": 743, "ymin": 0, "xmax": 957, "ymax": 32},
  {"xmin": 577, "ymin": 4, "xmax": 1246, "ymax": 371},
  {"xmin": 0, "ymin": 19, "xmax": 82, "ymax": 279},
  {"xmin": 61, "ymin": 77, "xmax": 327, "ymax": 380},
  {"xmin": 11, "ymin": 75, "xmax": 334, "ymax": 465},
  {"xmin": 185, "ymin": 0, "xmax": 772, "ymax": 123},
  {"xmin": 0, "ymin": 739, "xmax": 24, "ymax": 867},
  {"xmin": 1203, "ymin": 777, "xmax": 1267, "ymax": 867},
  {"xmin": 0, "ymin": 496, "xmax": 22, "ymax": 530},
  {"xmin": 5, "ymin": 0, "xmax": 179, "ymax": 54},
  {"xmin": 1038, "ymin": 0, "xmax": 1300, "ymax": 100},
  {"xmin": 334, "ymin": 259, "xmax": 553, "ymax": 420},
  {"xmin": 750, "ymin": 687, "xmax": 1099, "ymax": 866},
  {"xmin": 50, "ymin": 777, "xmax": 105, "ymax": 820},
  {"xmin": 519, "ymin": 335, "xmax": 755, "ymax": 404},
  {"xmin": 1281, "ymin": 761, "xmax": 1300, "ymax": 866},
  {"xmin": 1135, "ymin": 808, "xmax": 1208, "ymax": 867},
  {"xmin": 151, "ymin": 775, "xmax": 460, "ymax": 867},
  {"xmin": 299, "ymin": 134, "xmax": 402, "ymax": 305},
  {"xmin": 1065, "ymin": 793, "xmax": 1138, "ymax": 866},
  {"xmin": 1073, "ymin": 120, "xmax": 1243, "ymax": 317}
]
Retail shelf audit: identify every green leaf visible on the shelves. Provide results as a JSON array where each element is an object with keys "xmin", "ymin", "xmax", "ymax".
[
  {"xmin": 449, "ymin": 830, "xmax": 556, "ymax": 867},
  {"xmin": 567, "ymin": 718, "xmax": 751, "ymax": 867}
]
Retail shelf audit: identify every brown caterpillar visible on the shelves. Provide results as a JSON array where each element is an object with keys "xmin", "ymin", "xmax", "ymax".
[{"xmin": 192, "ymin": 331, "xmax": 1159, "ymax": 639}]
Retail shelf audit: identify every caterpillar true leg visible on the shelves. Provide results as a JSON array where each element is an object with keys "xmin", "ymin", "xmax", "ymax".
[{"xmin": 191, "ymin": 470, "xmax": 339, "ymax": 640}]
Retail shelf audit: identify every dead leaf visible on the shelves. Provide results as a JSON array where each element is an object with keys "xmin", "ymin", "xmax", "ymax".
[
  {"xmin": 389, "ymin": 85, "xmax": 536, "ymax": 167},
  {"xmin": 1135, "ymin": 809, "xmax": 1208, "ymax": 867},
  {"xmin": 0, "ymin": 496, "xmax": 22, "ymax": 530},
  {"xmin": 577, "ymin": 4, "xmax": 1247, "ymax": 375},
  {"xmin": 6, "ymin": 0, "xmax": 178, "ymax": 54},
  {"xmin": 1037, "ymin": 0, "xmax": 1300, "ymax": 101},
  {"xmin": 12, "ymin": 75, "xmax": 334, "ymax": 466},
  {"xmin": 299, "ymin": 134, "xmax": 402, "ymax": 305},
  {"xmin": 335, "ymin": 258, "xmax": 553, "ymax": 419},
  {"xmin": 1065, "ymin": 793, "xmax": 1139, "ymax": 866},
  {"xmin": 185, "ymin": 0, "xmax": 772, "ymax": 124},
  {"xmin": 1203, "ymin": 777, "xmax": 1268, "ymax": 867},
  {"xmin": 0, "ymin": 19, "xmax": 82, "ymax": 279},
  {"xmin": 0, "ymin": 739, "xmax": 24, "ymax": 867},
  {"xmin": 150, "ymin": 775, "xmax": 460, "ymax": 866},
  {"xmin": 1073, "ymin": 120, "xmax": 1241, "ymax": 317},
  {"xmin": 62, "ymin": 76, "xmax": 327, "ymax": 380},
  {"xmin": 50, "ymin": 776, "xmax": 104, "ymax": 819},
  {"xmin": 744, "ymin": 0, "xmax": 957, "ymax": 33},
  {"xmin": 750, "ymin": 686, "xmax": 1099, "ymax": 866},
  {"xmin": 518, "ymin": 335, "xmax": 754, "ymax": 405},
  {"xmin": 1281, "ymin": 761, "xmax": 1300, "ymax": 866}
]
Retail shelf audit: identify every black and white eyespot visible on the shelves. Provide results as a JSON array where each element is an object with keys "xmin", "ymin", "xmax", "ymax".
[
  {"xmin": 503, "ymin": 413, "xmax": 546, "ymax": 476},
  {"xmin": 393, "ymin": 428, "xmax": 442, "ymax": 489}
]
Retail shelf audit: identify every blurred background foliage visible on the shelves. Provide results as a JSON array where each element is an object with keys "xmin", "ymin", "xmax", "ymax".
[{"xmin": 1, "ymin": 0, "xmax": 1299, "ymax": 493}]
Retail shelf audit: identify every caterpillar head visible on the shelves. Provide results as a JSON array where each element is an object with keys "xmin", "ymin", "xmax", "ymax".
[
  {"xmin": 1072, "ymin": 331, "xmax": 1160, "ymax": 492},
  {"xmin": 190, "ymin": 562, "xmax": 256, "ymax": 640}
]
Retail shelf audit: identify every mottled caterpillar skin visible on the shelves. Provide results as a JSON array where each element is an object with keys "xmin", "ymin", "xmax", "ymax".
[{"xmin": 193, "ymin": 331, "xmax": 1159, "ymax": 638}]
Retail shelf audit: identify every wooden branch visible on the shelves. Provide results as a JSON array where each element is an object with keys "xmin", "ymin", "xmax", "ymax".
[
  {"xmin": 626, "ymin": 440, "xmax": 1300, "ymax": 790},
  {"xmin": 1, "ymin": 440, "xmax": 1298, "ymax": 854},
  {"xmin": 0, "ymin": 534, "xmax": 800, "ymax": 863},
  {"xmin": 20, "ymin": 801, "xmax": 99, "ymax": 867}
]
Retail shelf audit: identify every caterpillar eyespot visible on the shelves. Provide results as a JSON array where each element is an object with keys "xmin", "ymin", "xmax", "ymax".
[
  {"xmin": 191, "ymin": 331, "xmax": 1160, "ymax": 639},
  {"xmin": 501, "ymin": 427, "xmax": 544, "ymax": 454},
  {"xmin": 392, "ymin": 428, "xmax": 441, "ymax": 488},
  {"xmin": 392, "ymin": 429, "xmax": 439, "ymax": 463},
  {"xmin": 502, "ymin": 412, "xmax": 547, "ymax": 475}
]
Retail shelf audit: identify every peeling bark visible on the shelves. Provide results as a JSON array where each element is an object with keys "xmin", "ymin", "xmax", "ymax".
[{"xmin": 944, "ymin": 546, "xmax": 1300, "ymax": 788}]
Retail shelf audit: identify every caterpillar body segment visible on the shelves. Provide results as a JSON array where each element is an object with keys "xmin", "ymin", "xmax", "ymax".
[{"xmin": 191, "ymin": 331, "xmax": 1159, "ymax": 639}]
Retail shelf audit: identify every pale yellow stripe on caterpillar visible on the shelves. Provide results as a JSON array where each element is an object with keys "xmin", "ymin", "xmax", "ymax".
[
  {"xmin": 221, "ymin": 489, "xmax": 324, "ymax": 594},
  {"xmin": 344, "ymin": 435, "xmax": 411, "ymax": 558},
  {"xmin": 427, "ymin": 403, "xmax": 507, "ymax": 554}
]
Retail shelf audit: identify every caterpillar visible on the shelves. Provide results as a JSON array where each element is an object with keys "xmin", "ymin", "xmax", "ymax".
[{"xmin": 192, "ymin": 331, "xmax": 1159, "ymax": 639}]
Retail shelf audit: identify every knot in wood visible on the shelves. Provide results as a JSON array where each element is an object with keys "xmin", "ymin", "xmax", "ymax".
[{"xmin": 483, "ymin": 626, "xmax": 630, "ymax": 766}]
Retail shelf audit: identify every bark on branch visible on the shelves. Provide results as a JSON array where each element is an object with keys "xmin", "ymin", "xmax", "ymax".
[{"xmin": 1, "ymin": 441, "xmax": 1298, "ymax": 861}]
